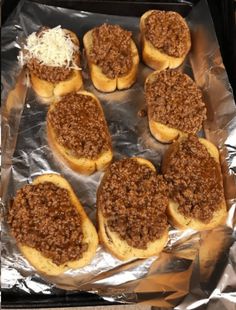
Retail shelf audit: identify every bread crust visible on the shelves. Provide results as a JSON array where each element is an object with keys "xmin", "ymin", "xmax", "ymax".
[
  {"xmin": 140, "ymin": 10, "xmax": 191, "ymax": 71},
  {"xmin": 162, "ymin": 137, "xmax": 227, "ymax": 230},
  {"xmin": 97, "ymin": 157, "xmax": 169, "ymax": 260},
  {"xmin": 17, "ymin": 173, "xmax": 98, "ymax": 276},
  {"xmin": 28, "ymin": 29, "xmax": 83, "ymax": 100},
  {"xmin": 83, "ymin": 29, "xmax": 139, "ymax": 92},
  {"xmin": 47, "ymin": 90, "xmax": 113, "ymax": 175}
]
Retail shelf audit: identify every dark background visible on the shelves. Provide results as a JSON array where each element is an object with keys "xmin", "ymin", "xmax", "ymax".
[{"xmin": 2, "ymin": 0, "xmax": 236, "ymax": 98}]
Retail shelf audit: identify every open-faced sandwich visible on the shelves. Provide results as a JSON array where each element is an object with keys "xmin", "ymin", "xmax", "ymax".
[
  {"xmin": 97, "ymin": 157, "xmax": 169, "ymax": 260},
  {"xmin": 47, "ymin": 90, "xmax": 113, "ymax": 175},
  {"xmin": 8, "ymin": 174, "xmax": 98, "ymax": 276},
  {"xmin": 162, "ymin": 135, "xmax": 227, "ymax": 230},
  {"xmin": 19, "ymin": 26, "xmax": 83, "ymax": 100},
  {"xmin": 145, "ymin": 69, "xmax": 207, "ymax": 143},
  {"xmin": 140, "ymin": 10, "xmax": 191, "ymax": 71},
  {"xmin": 83, "ymin": 23, "xmax": 139, "ymax": 92}
]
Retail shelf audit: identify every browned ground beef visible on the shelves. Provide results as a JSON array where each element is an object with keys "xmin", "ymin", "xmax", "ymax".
[
  {"xmin": 144, "ymin": 10, "xmax": 190, "ymax": 58},
  {"xmin": 146, "ymin": 70, "xmax": 206, "ymax": 134},
  {"xmin": 98, "ymin": 158, "xmax": 169, "ymax": 249},
  {"xmin": 89, "ymin": 24, "xmax": 133, "ymax": 79},
  {"xmin": 26, "ymin": 28, "xmax": 80, "ymax": 83},
  {"xmin": 164, "ymin": 135, "xmax": 224, "ymax": 223},
  {"xmin": 47, "ymin": 93, "xmax": 111, "ymax": 159},
  {"xmin": 8, "ymin": 182, "xmax": 88, "ymax": 265}
]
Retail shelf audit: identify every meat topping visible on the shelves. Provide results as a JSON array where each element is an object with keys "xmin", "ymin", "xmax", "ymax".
[
  {"xmin": 90, "ymin": 24, "xmax": 133, "ymax": 79},
  {"xmin": 164, "ymin": 135, "xmax": 224, "ymax": 223},
  {"xmin": 25, "ymin": 27, "xmax": 80, "ymax": 83},
  {"xmin": 27, "ymin": 58, "xmax": 73, "ymax": 83},
  {"xmin": 48, "ymin": 93, "xmax": 111, "ymax": 159},
  {"xmin": 98, "ymin": 158, "xmax": 169, "ymax": 249},
  {"xmin": 8, "ymin": 182, "xmax": 88, "ymax": 265},
  {"xmin": 144, "ymin": 10, "xmax": 190, "ymax": 58},
  {"xmin": 146, "ymin": 70, "xmax": 206, "ymax": 134}
]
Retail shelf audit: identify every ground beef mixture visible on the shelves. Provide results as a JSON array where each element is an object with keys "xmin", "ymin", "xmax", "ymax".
[
  {"xmin": 164, "ymin": 135, "xmax": 224, "ymax": 223},
  {"xmin": 89, "ymin": 24, "xmax": 133, "ymax": 79},
  {"xmin": 26, "ymin": 27, "xmax": 80, "ymax": 83},
  {"xmin": 48, "ymin": 93, "xmax": 111, "ymax": 159},
  {"xmin": 98, "ymin": 159, "xmax": 169, "ymax": 249},
  {"xmin": 144, "ymin": 10, "xmax": 190, "ymax": 58},
  {"xmin": 8, "ymin": 182, "xmax": 88, "ymax": 265},
  {"xmin": 146, "ymin": 70, "xmax": 206, "ymax": 133}
]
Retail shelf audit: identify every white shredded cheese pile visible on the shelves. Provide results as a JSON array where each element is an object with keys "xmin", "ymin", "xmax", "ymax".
[{"xmin": 19, "ymin": 26, "xmax": 80, "ymax": 70}]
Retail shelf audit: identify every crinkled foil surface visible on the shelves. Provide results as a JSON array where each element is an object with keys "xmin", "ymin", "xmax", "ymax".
[{"xmin": 1, "ymin": 0, "xmax": 236, "ymax": 308}]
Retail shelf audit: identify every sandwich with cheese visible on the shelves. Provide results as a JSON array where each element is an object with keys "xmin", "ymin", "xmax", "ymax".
[{"xmin": 19, "ymin": 26, "xmax": 83, "ymax": 100}]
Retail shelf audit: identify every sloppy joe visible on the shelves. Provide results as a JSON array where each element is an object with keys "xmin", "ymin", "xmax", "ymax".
[
  {"xmin": 89, "ymin": 24, "xmax": 133, "ymax": 79},
  {"xmin": 144, "ymin": 10, "xmax": 190, "ymax": 58},
  {"xmin": 8, "ymin": 182, "xmax": 88, "ymax": 265},
  {"xmin": 164, "ymin": 135, "xmax": 224, "ymax": 223},
  {"xmin": 47, "ymin": 93, "xmax": 111, "ymax": 160},
  {"xmin": 98, "ymin": 158, "xmax": 169, "ymax": 249},
  {"xmin": 146, "ymin": 70, "xmax": 207, "ymax": 134},
  {"xmin": 20, "ymin": 26, "xmax": 80, "ymax": 83}
]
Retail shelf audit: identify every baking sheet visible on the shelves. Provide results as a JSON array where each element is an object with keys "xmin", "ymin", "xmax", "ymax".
[{"xmin": 1, "ymin": 0, "xmax": 236, "ymax": 308}]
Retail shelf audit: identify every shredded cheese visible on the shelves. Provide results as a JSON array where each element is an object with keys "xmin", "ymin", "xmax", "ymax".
[{"xmin": 20, "ymin": 26, "xmax": 80, "ymax": 70}]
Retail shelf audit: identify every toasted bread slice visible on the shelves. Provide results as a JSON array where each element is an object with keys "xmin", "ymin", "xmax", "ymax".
[
  {"xmin": 146, "ymin": 67, "xmax": 184, "ymax": 142},
  {"xmin": 97, "ymin": 157, "xmax": 169, "ymax": 260},
  {"xmin": 30, "ymin": 69, "xmax": 83, "ymax": 100},
  {"xmin": 162, "ymin": 137, "xmax": 227, "ymax": 230},
  {"xmin": 17, "ymin": 173, "xmax": 98, "ymax": 276},
  {"xmin": 145, "ymin": 70, "xmax": 206, "ymax": 143},
  {"xmin": 47, "ymin": 90, "xmax": 113, "ymax": 175},
  {"xmin": 83, "ymin": 29, "xmax": 139, "ymax": 92},
  {"xmin": 140, "ymin": 10, "xmax": 191, "ymax": 71},
  {"xmin": 29, "ymin": 29, "xmax": 83, "ymax": 100},
  {"xmin": 148, "ymin": 119, "xmax": 184, "ymax": 144}
]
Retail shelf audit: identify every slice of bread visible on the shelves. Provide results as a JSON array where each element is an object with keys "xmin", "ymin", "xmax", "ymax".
[
  {"xmin": 29, "ymin": 29, "xmax": 83, "ymax": 100},
  {"xmin": 83, "ymin": 29, "xmax": 139, "ymax": 92},
  {"xmin": 162, "ymin": 137, "xmax": 227, "ymax": 230},
  {"xmin": 17, "ymin": 173, "xmax": 98, "ymax": 276},
  {"xmin": 140, "ymin": 10, "xmax": 191, "ymax": 71},
  {"xmin": 146, "ymin": 69, "xmax": 185, "ymax": 143},
  {"xmin": 145, "ymin": 70, "xmax": 205, "ymax": 144},
  {"xmin": 47, "ymin": 90, "xmax": 113, "ymax": 175},
  {"xmin": 97, "ymin": 157, "xmax": 169, "ymax": 260}
]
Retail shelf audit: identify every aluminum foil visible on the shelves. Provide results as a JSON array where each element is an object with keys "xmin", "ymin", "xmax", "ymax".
[{"xmin": 1, "ymin": 0, "xmax": 236, "ymax": 308}]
